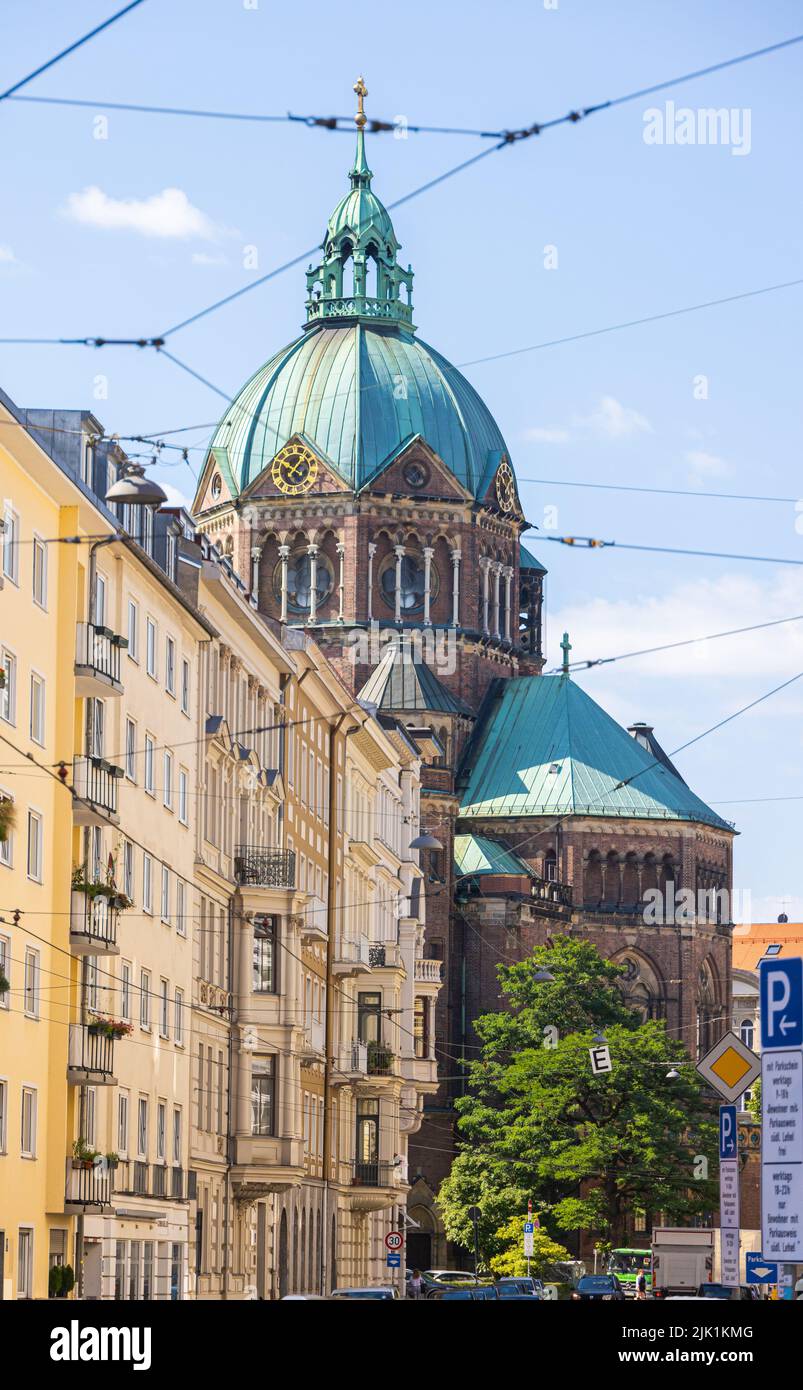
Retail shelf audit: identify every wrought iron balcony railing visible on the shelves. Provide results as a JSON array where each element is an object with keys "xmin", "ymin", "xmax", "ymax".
[
  {"xmin": 67, "ymin": 1023, "xmax": 116, "ymax": 1082},
  {"xmin": 234, "ymin": 846, "xmax": 296, "ymax": 889},
  {"xmin": 74, "ymin": 621, "xmax": 126, "ymax": 693},
  {"xmin": 70, "ymin": 887, "xmax": 120, "ymax": 953},
  {"xmin": 366, "ymin": 1042, "xmax": 396, "ymax": 1077},
  {"xmin": 351, "ymin": 1159, "xmax": 402, "ymax": 1188},
  {"xmin": 72, "ymin": 755, "xmax": 124, "ymax": 819},
  {"xmin": 65, "ymin": 1160, "xmax": 114, "ymax": 1211}
]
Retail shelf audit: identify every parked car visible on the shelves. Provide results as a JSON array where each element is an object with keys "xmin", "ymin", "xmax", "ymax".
[
  {"xmin": 430, "ymin": 1285, "xmax": 500, "ymax": 1301},
  {"xmin": 571, "ymin": 1274, "xmax": 626, "ymax": 1302},
  {"xmin": 497, "ymin": 1277, "xmax": 542, "ymax": 1299},
  {"xmin": 330, "ymin": 1286, "xmax": 401, "ymax": 1300},
  {"xmin": 696, "ymin": 1283, "xmax": 760, "ymax": 1302}
]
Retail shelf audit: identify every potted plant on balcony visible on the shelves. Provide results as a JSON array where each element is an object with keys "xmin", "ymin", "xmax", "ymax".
[
  {"xmin": 72, "ymin": 1138, "xmax": 100, "ymax": 1170},
  {"xmin": 0, "ymin": 796, "xmax": 15, "ymax": 843},
  {"xmin": 104, "ymin": 1151, "xmax": 120, "ymax": 1169},
  {"xmin": 87, "ymin": 1015, "xmax": 133, "ymax": 1040},
  {"xmin": 49, "ymin": 1265, "xmax": 64, "ymax": 1299},
  {"xmin": 367, "ymin": 1039, "xmax": 393, "ymax": 1074},
  {"xmin": 60, "ymin": 1265, "xmax": 75, "ymax": 1299},
  {"xmin": 0, "ymin": 969, "xmax": 9, "ymax": 996}
]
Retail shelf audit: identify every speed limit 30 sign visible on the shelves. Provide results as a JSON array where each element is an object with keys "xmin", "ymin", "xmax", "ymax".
[{"xmin": 385, "ymin": 1231, "xmax": 404, "ymax": 1251}]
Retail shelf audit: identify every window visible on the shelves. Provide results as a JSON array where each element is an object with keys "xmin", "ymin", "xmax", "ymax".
[
  {"xmin": 95, "ymin": 573, "xmax": 106, "ymax": 627},
  {"xmin": 414, "ymin": 996, "xmax": 428, "ymax": 1059},
  {"xmin": 142, "ymin": 854, "xmax": 153, "ymax": 914},
  {"xmin": 20, "ymin": 1087, "xmax": 37, "ymax": 1156},
  {"xmin": 178, "ymin": 768, "xmax": 188, "ymax": 825},
  {"xmin": 28, "ymin": 672, "xmax": 45, "ymax": 745},
  {"xmin": 146, "ymin": 618, "xmax": 157, "ymax": 678},
  {"xmin": 251, "ymin": 1059, "xmax": 275, "ymax": 1136},
  {"xmin": 161, "ymin": 865, "xmax": 170, "ymax": 924},
  {"xmin": 32, "ymin": 536, "xmax": 47, "ymax": 607},
  {"xmin": 129, "ymin": 1241, "xmax": 141, "ymax": 1301},
  {"xmin": 88, "ymin": 697, "xmax": 104, "ymax": 757},
  {"xmin": 17, "ymin": 1228, "xmax": 33, "ymax": 1299},
  {"xmin": 181, "ymin": 659, "xmax": 190, "ymax": 716},
  {"xmin": 0, "ymin": 1078, "xmax": 7, "ymax": 1151},
  {"xmin": 176, "ymin": 879, "xmax": 186, "ymax": 938},
  {"xmin": 163, "ymin": 751, "xmax": 173, "ymax": 809},
  {"xmin": 165, "ymin": 637, "xmax": 176, "ymax": 696},
  {"xmin": 2, "ymin": 506, "xmax": 19, "ymax": 584},
  {"xmin": 85, "ymin": 1086, "xmax": 96, "ymax": 1146},
  {"xmin": 121, "ymin": 961, "xmax": 132, "ymax": 1021},
  {"xmin": 160, "ymin": 979, "xmax": 169, "ymax": 1038},
  {"xmin": 740, "ymin": 1018, "xmax": 755, "ymax": 1049},
  {"xmin": 144, "ymin": 735, "xmax": 155, "ymax": 796},
  {"xmin": 0, "ymin": 649, "xmax": 17, "ymax": 724},
  {"xmin": 0, "ymin": 807, "xmax": 11, "ymax": 868},
  {"xmin": 197, "ymin": 1045, "xmax": 204, "ymax": 1130},
  {"xmin": 25, "ymin": 811, "xmax": 42, "ymax": 883},
  {"xmin": 174, "ymin": 988, "xmax": 184, "ymax": 1046},
  {"xmin": 0, "ymin": 935, "xmax": 9, "ymax": 1008},
  {"xmin": 125, "ymin": 718, "xmax": 137, "ymax": 781},
  {"xmin": 127, "ymin": 600, "xmax": 139, "ymax": 661},
  {"xmin": 24, "ymin": 947, "xmax": 40, "ymax": 1018},
  {"xmin": 84, "ymin": 958, "xmax": 99, "ymax": 1013},
  {"xmin": 123, "ymin": 840, "xmax": 134, "ymax": 901},
  {"xmin": 117, "ymin": 1092, "xmax": 129, "ymax": 1154},
  {"xmin": 137, "ymin": 1097, "xmax": 148, "ymax": 1156},
  {"xmin": 142, "ymin": 1243, "xmax": 153, "ymax": 1301},
  {"xmin": 157, "ymin": 1101, "xmax": 166, "ymax": 1160},
  {"xmin": 173, "ymin": 1108, "xmax": 182, "ymax": 1163},
  {"xmin": 140, "ymin": 970, "xmax": 151, "ymax": 1030},
  {"xmin": 253, "ymin": 916, "xmax": 277, "ymax": 993}
]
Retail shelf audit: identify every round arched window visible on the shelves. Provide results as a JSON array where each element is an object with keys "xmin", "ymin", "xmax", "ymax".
[
  {"xmin": 273, "ymin": 548, "xmax": 334, "ymax": 612},
  {"xmin": 379, "ymin": 552, "xmax": 439, "ymax": 613}
]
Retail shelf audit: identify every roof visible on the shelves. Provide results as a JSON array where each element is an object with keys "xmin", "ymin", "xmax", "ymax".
[
  {"xmin": 208, "ymin": 323, "xmax": 511, "ymax": 499},
  {"xmin": 519, "ymin": 541, "xmax": 547, "ymax": 575},
  {"xmin": 732, "ymin": 922, "xmax": 803, "ymax": 973},
  {"xmin": 357, "ymin": 639, "xmax": 473, "ymax": 716},
  {"xmin": 458, "ymin": 674, "xmax": 733, "ymax": 831},
  {"xmin": 454, "ymin": 833, "xmax": 534, "ymax": 878},
  {"xmin": 627, "ymin": 723, "xmax": 687, "ymax": 783}
]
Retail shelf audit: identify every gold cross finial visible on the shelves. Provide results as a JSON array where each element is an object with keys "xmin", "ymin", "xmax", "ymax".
[{"xmin": 354, "ymin": 75, "xmax": 368, "ymax": 129}]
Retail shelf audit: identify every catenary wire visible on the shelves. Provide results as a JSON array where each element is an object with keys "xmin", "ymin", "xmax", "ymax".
[{"xmin": 0, "ymin": 1, "xmax": 148, "ymax": 102}]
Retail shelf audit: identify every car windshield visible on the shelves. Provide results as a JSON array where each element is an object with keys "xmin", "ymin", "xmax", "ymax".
[
  {"xmin": 699, "ymin": 1285, "xmax": 732, "ymax": 1298},
  {"xmin": 608, "ymin": 1252, "xmax": 651, "ymax": 1274},
  {"xmin": 578, "ymin": 1276, "xmax": 615, "ymax": 1291}
]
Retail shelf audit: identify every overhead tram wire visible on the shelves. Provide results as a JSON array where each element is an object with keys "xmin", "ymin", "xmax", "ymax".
[
  {"xmin": 517, "ymin": 477, "xmax": 800, "ymax": 506},
  {"xmin": 0, "ymin": 0, "xmax": 148, "ymax": 103},
  {"xmin": 544, "ymin": 534, "xmax": 803, "ymax": 567},
  {"xmin": 544, "ymin": 612, "xmax": 803, "ymax": 673}
]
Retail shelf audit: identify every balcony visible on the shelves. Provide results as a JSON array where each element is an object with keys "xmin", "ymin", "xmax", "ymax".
[
  {"xmin": 69, "ymin": 886, "xmax": 121, "ymax": 956},
  {"xmin": 366, "ymin": 1042, "xmax": 397, "ymax": 1078},
  {"xmin": 332, "ymin": 934, "xmax": 372, "ymax": 977},
  {"xmin": 67, "ymin": 1023, "xmax": 117, "ymax": 1085},
  {"xmin": 333, "ymin": 1040, "xmax": 368, "ymax": 1083},
  {"xmin": 232, "ymin": 1134, "xmax": 305, "ymax": 1195},
  {"xmin": 350, "ymin": 1159, "xmax": 404, "ymax": 1211},
  {"xmin": 74, "ymin": 621, "xmax": 126, "ymax": 697},
  {"xmin": 298, "ymin": 894, "xmax": 328, "ymax": 943},
  {"xmin": 234, "ymin": 846, "xmax": 296, "ymax": 889},
  {"xmin": 299, "ymin": 1018, "xmax": 325, "ymax": 1059},
  {"xmin": 531, "ymin": 875, "xmax": 573, "ymax": 914},
  {"xmin": 369, "ymin": 942, "xmax": 404, "ymax": 970},
  {"xmin": 415, "ymin": 959, "xmax": 443, "ymax": 984},
  {"xmin": 64, "ymin": 1159, "xmax": 113, "ymax": 1214},
  {"xmin": 72, "ymin": 755, "xmax": 123, "ymax": 826}
]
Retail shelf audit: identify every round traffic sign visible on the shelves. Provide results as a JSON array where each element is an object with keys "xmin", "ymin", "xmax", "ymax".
[{"xmin": 385, "ymin": 1231, "xmax": 404, "ymax": 1251}]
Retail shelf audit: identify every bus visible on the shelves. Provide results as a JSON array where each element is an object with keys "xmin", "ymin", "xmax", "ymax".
[{"xmin": 606, "ymin": 1248, "xmax": 652, "ymax": 1297}]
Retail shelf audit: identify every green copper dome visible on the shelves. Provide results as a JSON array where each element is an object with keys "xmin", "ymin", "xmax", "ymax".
[{"xmin": 208, "ymin": 107, "xmax": 512, "ymax": 499}]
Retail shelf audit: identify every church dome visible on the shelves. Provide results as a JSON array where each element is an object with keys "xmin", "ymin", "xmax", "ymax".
[
  {"xmin": 207, "ymin": 82, "xmax": 512, "ymax": 501},
  {"xmin": 209, "ymin": 320, "xmax": 511, "ymax": 497}
]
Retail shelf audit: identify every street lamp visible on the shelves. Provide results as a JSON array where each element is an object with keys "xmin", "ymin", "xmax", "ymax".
[
  {"xmin": 105, "ymin": 460, "xmax": 168, "ymax": 509},
  {"xmin": 408, "ymin": 831, "xmax": 443, "ymax": 851},
  {"xmin": 533, "ymin": 968, "xmax": 555, "ymax": 983},
  {"xmin": 665, "ymin": 1067, "xmax": 680, "ymax": 1081}
]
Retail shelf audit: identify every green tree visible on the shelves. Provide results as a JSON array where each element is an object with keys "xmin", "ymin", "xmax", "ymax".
[
  {"xmin": 489, "ymin": 1217, "xmax": 572, "ymax": 1278},
  {"xmin": 438, "ymin": 938, "xmax": 718, "ymax": 1256},
  {"xmin": 747, "ymin": 1078, "xmax": 761, "ymax": 1122}
]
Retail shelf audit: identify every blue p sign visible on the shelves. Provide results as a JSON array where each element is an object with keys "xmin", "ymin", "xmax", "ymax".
[
  {"xmin": 760, "ymin": 958, "xmax": 803, "ymax": 1050},
  {"xmin": 719, "ymin": 1104, "xmax": 737, "ymax": 1160}
]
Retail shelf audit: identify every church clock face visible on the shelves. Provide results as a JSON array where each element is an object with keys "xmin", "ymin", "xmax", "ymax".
[
  {"xmin": 496, "ymin": 458, "xmax": 516, "ymax": 513},
  {"xmin": 271, "ymin": 442, "xmax": 319, "ymax": 496}
]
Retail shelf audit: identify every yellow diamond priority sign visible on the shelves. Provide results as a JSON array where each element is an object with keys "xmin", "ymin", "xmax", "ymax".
[{"xmin": 695, "ymin": 1030, "xmax": 761, "ymax": 1104}]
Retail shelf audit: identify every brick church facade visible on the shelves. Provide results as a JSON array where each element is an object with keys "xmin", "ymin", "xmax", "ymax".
[{"xmin": 192, "ymin": 87, "xmax": 735, "ymax": 1270}]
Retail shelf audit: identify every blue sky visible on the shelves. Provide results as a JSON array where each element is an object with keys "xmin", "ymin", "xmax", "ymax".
[{"xmin": 2, "ymin": 0, "xmax": 802, "ymax": 919}]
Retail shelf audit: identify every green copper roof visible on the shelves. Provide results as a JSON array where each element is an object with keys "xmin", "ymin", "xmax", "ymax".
[
  {"xmin": 210, "ymin": 321, "xmax": 511, "ymax": 497},
  {"xmin": 459, "ymin": 675, "xmax": 732, "ymax": 831},
  {"xmin": 519, "ymin": 541, "xmax": 547, "ymax": 575},
  {"xmin": 358, "ymin": 639, "xmax": 473, "ymax": 715},
  {"xmin": 454, "ymin": 833, "xmax": 533, "ymax": 878}
]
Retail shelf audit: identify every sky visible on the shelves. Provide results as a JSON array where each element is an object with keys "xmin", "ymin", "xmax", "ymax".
[{"xmin": 1, "ymin": 0, "xmax": 802, "ymax": 920}]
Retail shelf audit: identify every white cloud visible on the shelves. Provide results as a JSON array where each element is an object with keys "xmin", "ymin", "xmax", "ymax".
[
  {"xmin": 159, "ymin": 481, "xmax": 192, "ymax": 510},
  {"xmin": 0, "ymin": 244, "xmax": 17, "ymax": 263},
  {"xmin": 686, "ymin": 449, "xmax": 730, "ymax": 481},
  {"xmin": 191, "ymin": 250, "xmax": 229, "ymax": 266},
  {"xmin": 522, "ymin": 426, "xmax": 570, "ymax": 444},
  {"xmin": 579, "ymin": 395, "xmax": 653, "ymax": 439},
  {"xmin": 62, "ymin": 186, "xmax": 226, "ymax": 241}
]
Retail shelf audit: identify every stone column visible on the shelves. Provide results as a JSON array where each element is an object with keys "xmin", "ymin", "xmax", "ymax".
[
  {"xmin": 306, "ymin": 544, "xmax": 319, "ymax": 624},
  {"xmin": 336, "ymin": 541, "xmax": 346, "ymax": 622},
  {"xmin": 278, "ymin": 545, "xmax": 290, "ymax": 623},
  {"xmin": 422, "ymin": 546, "xmax": 434, "ymax": 626},
  {"xmin": 502, "ymin": 565, "xmax": 513, "ymax": 641},
  {"xmin": 450, "ymin": 549, "xmax": 461, "ymax": 627},
  {"xmin": 393, "ymin": 545, "xmax": 405, "ymax": 623},
  {"xmin": 250, "ymin": 545, "xmax": 261, "ymax": 599},
  {"xmin": 367, "ymin": 542, "xmax": 376, "ymax": 621},
  {"xmin": 491, "ymin": 562, "xmax": 502, "ymax": 639},
  {"xmin": 480, "ymin": 557, "xmax": 491, "ymax": 636}
]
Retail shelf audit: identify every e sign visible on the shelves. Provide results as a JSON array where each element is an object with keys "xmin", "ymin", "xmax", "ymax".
[{"xmin": 760, "ymin": 958, "xmax": 803, "ymax": 1050}]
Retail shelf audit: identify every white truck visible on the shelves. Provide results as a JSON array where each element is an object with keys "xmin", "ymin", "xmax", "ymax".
[{"xmin": 651, "ymin": 1228, "xmax": 714, "ymax": 1297}]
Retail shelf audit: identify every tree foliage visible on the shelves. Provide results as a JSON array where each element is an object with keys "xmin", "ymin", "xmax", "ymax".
[
  {"xmin": 489, "ymin": 1217, "xmax": 572, "ymax": 1278},
  {"xmin": 438, "ymin": 937, "xmax": 718, "ymax": 1258}
]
